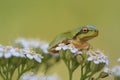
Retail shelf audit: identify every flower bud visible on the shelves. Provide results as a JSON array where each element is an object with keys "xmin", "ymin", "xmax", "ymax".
[
  {"xmin": 76, "ymin": 54, "xmax": 83, "ymax": 64},
  {"xmin": 98, "ymin": 72, "xmax": 109, "ymax": 78},
  {"xmin": 66, "ymin": 50, "xmax": 72, "ymax": 61},
  {"xmin": 59, "ymin": 49, "xmax": 66, "ymax": 60}
]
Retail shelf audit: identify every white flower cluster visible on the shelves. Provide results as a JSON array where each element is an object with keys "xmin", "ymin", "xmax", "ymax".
[
  {"xmin": 23, "ymin": 48, "xmax": 43, "ymax": 63},
  {"xmin": 0, "ymin": 45, "xmax": 43, "ymax": 63},
  {"xmin": 22, "ymin": 73, "xmax": 61, "ymax": 80},
  {"xmin": 112, "ymin": 66, "xmax": 120, "ymax": 77},
  {"xmin": 55, "ymin": 43, "xmax": 82, "ymax": 54},
  {"xmin": 14, "ymin": 38, "xmax": 49, "ymax": 53},
  {"xmin": 87, "ymin": 50, "xmax": 109, "ymax": 65}
]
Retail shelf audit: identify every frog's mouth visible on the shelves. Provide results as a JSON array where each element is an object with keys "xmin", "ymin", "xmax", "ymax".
[{"xmin": 80, "ymin": 32, "xmax": 98, "ymax": 42}]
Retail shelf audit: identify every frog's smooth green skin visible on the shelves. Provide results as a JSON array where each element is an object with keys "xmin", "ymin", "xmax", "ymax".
[{"xmin": 48, "ymin": 25, "xmax": 98, "ymax": 53}]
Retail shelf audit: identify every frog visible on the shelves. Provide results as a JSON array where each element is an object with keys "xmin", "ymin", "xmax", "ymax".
[{"xmin": 48, "ymin": 25, "xmax": 98, "ymax": 53}]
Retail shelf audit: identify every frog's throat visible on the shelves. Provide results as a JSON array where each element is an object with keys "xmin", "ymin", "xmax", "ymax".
[{"xmin": 80, "ymin": 35, "xmax": 97, "ymax": 42}]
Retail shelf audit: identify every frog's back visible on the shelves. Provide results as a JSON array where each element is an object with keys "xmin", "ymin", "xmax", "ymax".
[{"xmin": 48, "ymin": 31, "xmax": 73, "ymax": 49}]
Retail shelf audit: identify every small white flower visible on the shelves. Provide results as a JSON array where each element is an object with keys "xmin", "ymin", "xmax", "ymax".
[
  {"xmin": 29, "ymin": 40, "xmax": 40, "ymax": 48},
  {"xmin": 46, "ymin": 74, "xmax": 61, "ymax": 80},
  {"xmin": 87, "ymin": 56, "xmax": 93, "ymax": 61},
  {"xmin": 104, "ymin": 67, "xmax": 110, "ymax": 73},
  {"xmin": 3, "ymin": 46, "xmax": 13, "ymax": 58},
  {"xmin": 40, "ymin": 43, "xmax": 49, "ymax": 53},
  {"xmin": 94, "ymin": 60, "xmax": 100, "ymax": 64},
  {"xmin": 22, "ymin": 73, "xmax": 61, "ymax": 80},
  {"xmin": 26, "ymin": 53, "xmax": 34, "ymax": 59},
  {"xmin": 0, "ymin": 45, "xmax": 4, "ymax": 57},
  {"xmin": 104, "ymin": 67, "xmax": 112, "ymax": 73},
  {"xmin": 4, "ymin": 52, "xmax": 12, "ymax": 58},
  {"xmin": 33, "ymin": 54, "xmax": 43, "ymax": 63},
  {"xmin": 76, "ymin": 51, "xmax": 82, "ymax": 55},
  {"xmin": 24, "ymin": 49, "xmax": 35, "ymax": 59},
  {"xmin": 14, "ymin": 38, "xmax": 29, "ymax": 48},
  {"xmin": 104, "ymin": 67, "xmax": 109, "ymax": 73},
  {"xmin": 24, "ymin": 48, "xmax": 43, "ymax": 63},
  {"xmin": 9, "ymin": 47, "xmax": 22, "ymax": 57},
  {"xmin": 14, "ymin": 48, "xmax": 25, "ymax": 57},
  {"xmin": 103, "ymin": 67, "xmax": 112, "ymax": 76},
  {"xmin": 67, "ymin": 44, "xmax": 78, "ymax": 53},
  {"xmin": 22, "ymin": 73, "xmax": 39, "ymax": 80},
  {"xmin": 117, "ymin": 58, "xmax": 120, "ymax": 62},
  {"xmin": 112, "ymin": 66, "xmax": 120, "ymax": 76},
  {"xmin": 55, "ymin": 43, "xmax": 68, "ymax": 50}
]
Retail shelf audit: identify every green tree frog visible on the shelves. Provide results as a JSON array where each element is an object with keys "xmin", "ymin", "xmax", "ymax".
[{"xmin": 48, "ymin": 25, "xmax": 98, "ymax": 53}]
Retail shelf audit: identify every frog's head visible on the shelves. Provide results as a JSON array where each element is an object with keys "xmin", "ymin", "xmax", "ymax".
[{"xmin": 75, "ymin": 25, "xmax": 98, "ymax": 42}]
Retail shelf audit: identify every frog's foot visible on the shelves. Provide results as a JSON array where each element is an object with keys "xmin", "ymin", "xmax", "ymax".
[{"xmin": 48, "ymin": 48, "xmax": 59, "ymax": 53}]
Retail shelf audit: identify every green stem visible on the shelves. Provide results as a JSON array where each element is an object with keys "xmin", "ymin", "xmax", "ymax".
[
  {"xmin": 0, "ymin": 71, "xmax": 5, "ymax": 80},
  {"xmin": 44, "ymin": 66, "xmax": 49, "ymax": 74},
  {"xmin": 9, "ymin": 66, "xmax": 16, "ymax": 80},
  {"xmin": 0, "ymin": 67, "xmax": 6, "ymax": 80},
  {"xmin": 44, "ymin": 63, "xmax": 51, "ymax": 74},
  {"xmin": 87, "ymin": 73, "xmax": 94, "ymax": 80},
  {"xmin": 63, "ymin": 59, "xmax": 73, "ymax": 80},
  {"xmin": 4, "ymin": 66, "xmax": 8, "ymax": 80},
  {"xmin": 80, "ymin": 65, "xmax": 85, "ymax": 80},
  {"xmin": 68, "ymin": 69, "xmax": 72, "ymax": 80},
  {"xmin": 67, "ymin": 61, "xmax": 73, "ymax": 80},
  {"xmin": 17, "ymin": 65, "xmax": 35, "ymax": 80}
]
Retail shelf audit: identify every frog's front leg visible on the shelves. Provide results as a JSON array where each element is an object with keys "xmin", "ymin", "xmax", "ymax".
[{"xmin": 68, "ymin": 40, "xmax": 92, "ymax": 50}]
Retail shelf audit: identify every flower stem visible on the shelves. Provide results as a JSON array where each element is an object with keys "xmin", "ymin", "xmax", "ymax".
[
  {"xmin": 67, "ymin": 60, "xmax": 73, "ymax": 80},
  {"xmin": 17, "ymin": 65, "xmax": 35, "ymax": 80},
  {"xmin": 68, "ymin": 69, "xmax": 73, "ymax": 80},
  {"xmin": 63, "ymin": 59, "xmax": 73, "ymax": 80},
  {"xmin": 80, "ymin": 65, "xmax": 85, "ymax": 80}
]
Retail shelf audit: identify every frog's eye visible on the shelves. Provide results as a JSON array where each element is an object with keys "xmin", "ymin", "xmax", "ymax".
[{"xmin": 82, "ymin": 28, "xmax": 89, "ymax": 33}]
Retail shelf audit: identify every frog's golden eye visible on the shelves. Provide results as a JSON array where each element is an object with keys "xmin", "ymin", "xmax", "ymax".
[{"xmin": 82, "ymin": 28, "xmax": 89, "ymax": 33}]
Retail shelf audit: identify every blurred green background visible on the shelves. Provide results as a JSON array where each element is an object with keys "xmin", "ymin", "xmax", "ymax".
[{"xmin": 0, "ymin": 0, "xmax": 120, "ymax": 80}]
